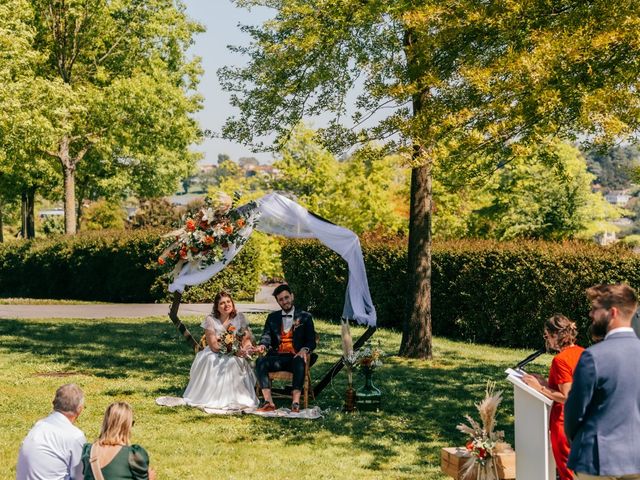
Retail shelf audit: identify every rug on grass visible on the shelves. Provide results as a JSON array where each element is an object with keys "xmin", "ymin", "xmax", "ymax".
[{"xmin": 155, "ymin": 396, "xmax": 322, "ymax": 419}]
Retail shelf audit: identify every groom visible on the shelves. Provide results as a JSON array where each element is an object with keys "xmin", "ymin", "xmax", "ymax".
[{"xmin": 255, "ymin": 284, "xmax": 317, "ymax": 413}]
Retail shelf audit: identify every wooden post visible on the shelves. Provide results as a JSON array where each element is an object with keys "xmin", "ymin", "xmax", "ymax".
[{"xmin": 168, "ymin": 291, "xmax": 201, "ymax": 352}]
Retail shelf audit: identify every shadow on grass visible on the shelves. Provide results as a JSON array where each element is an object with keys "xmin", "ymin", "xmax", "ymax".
[{"xmin": 0, "ymin": 317, "xmax": 519, "ymax": 474}]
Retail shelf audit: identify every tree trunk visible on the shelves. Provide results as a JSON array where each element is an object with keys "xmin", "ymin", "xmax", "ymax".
[
  {"xmin": 400, "ymin": 162, "xmax": 433, "ymax": 358},
  {"xmin": 21, "ymin": 191, "xmax": 27, "ymax": 239},
  {"xmin": 60, "ymin": 136, "xmax": 77, "ymax": 235},
  {"xmin": 25, "ymin": 187, "xmax": 36, "ymax": 239},
  {"xmin": 20, "ymin": 189, "xmax": 37, "ymax": 239},
  {"xmin": 0, "ymin": 199, "xmax": 4, "ymax": 243},
  {"xmin": 400, "ymin": 27, "xmax": 433, "ymax": 358}
]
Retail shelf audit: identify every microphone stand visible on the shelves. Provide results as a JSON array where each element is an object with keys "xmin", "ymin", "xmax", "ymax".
[{"xmin": 514, "ymin": 347, "xmax": 546, "ymax": 371}]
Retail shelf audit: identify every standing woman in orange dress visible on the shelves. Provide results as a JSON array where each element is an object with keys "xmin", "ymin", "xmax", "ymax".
[{"xmin": 522, "ymin": 314, "xmax": 584, "ymax": 480}]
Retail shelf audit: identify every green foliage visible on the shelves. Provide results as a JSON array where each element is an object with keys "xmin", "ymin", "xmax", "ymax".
[
  {"xmin": 1, "ymin": 0, "xmax": 205, "ymax": 233},
  {"xmin": 130, "ymin": 198, "xmax": 183, "ymax": 229},
  {"xmin": 41, "ymin": 216, "xmax": 65, "ymax": 236},
  {"xmin": 282, "ymin": 238, "xmax": 640, "ymax": 348},
  {"xmin": 82, "ymin": 200, "xmax": 126, "ymax": 231},
  {"xmin": 268, "ymin": 126, "xmax": 408, "ymax": 234},
  {"xmin": 0, "ymin": 230, "xmax": 260, "ymax": 302},
  {"xmin": 433, "ymin": 142, "xmax": 619, "ymax": 240}
]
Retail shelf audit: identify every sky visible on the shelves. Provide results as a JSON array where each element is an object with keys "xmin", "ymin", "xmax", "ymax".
[{"xmin": 182, "ymin": 1, "xmax": 274, "ymax": 165}]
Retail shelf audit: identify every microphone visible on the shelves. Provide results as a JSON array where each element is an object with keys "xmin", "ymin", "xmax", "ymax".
[{"xmin": 514, "ymin": 348, "xmax": 546, "ymax": 370}]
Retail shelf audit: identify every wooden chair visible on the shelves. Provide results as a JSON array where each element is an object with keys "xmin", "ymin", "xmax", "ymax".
[
  {"xmin": 267, "ymin": 353, "xmax": 316, "ymax": 409},
  {"xmin": 257, "ymin": 335, "xmax": 319, "ymax": 409}
]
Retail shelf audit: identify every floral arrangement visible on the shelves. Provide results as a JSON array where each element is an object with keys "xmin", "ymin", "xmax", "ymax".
[
  {"xmin": 354, "ymin": 341, "xmax": 385, "ymax": 370},
  {"xmin": 157, "ymin": 192, "xmax": 256, "ymax": 279},
  {"xmin": 456, "ymin": 382, "xmax": 510, "ymax": 480}
]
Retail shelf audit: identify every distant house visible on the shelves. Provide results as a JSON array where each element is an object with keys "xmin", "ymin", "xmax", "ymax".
[
  {"xmin": 605, "ymin": 190, "xmax": 632, "ymax": 206},
  {"xmin": 612, "ymin": 217, "xmax": 634, "ymax": 227},
  {"xmin": 594, "ymin": 231, "xmax": 617, "ymax": 245},
  {"xmin": 38, "ymin": 208, "xmax": 64, "ymax": 219},
  {"xmin": 166, "ymin": 193, "xmax": 205, "ymax": 207}
]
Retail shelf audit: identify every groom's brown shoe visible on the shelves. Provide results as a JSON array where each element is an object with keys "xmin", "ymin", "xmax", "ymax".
[{"xmin": 257, "ymin": 402, "xmax": 276, "ymax": 412}]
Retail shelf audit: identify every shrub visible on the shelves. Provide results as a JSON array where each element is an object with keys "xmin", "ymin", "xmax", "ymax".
[
  {"xmin": 281, "ymin": 238, "xmax": 640, "ymax": 348},
  {"xmin": 0, "ymin": 229, "xmax": 260, "ymax": 303}
]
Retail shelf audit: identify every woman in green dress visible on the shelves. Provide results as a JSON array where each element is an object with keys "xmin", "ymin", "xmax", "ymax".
[{"xmin": 81, "ymin": 402, "xmax": 156, "ymax": 480}]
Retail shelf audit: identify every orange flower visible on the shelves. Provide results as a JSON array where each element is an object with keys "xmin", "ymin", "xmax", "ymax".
[
  {"xmin": 228, "ymin": 325, "xmax": 236, "ymax": 332},
  {"xmin": 179, "ymin": 249, "xmax": 188, "ymax": 259},
  {"xmin": 223, "ymin": 224, "xmax": 233, "ymax": 235},
  {"xmin": 203, "ymin": 236, "xmax": 214, "ymax": 245},
  {"xmin": 236, "ymin": 218, "xmax": 245, "ymax": 228},
  {"xmin": 158, "ymin": 257, "xmax": 165, "ymax": 265},
  {"xmin": 185, "ymin": 219, "xmax": 196, "ymax": 232}
]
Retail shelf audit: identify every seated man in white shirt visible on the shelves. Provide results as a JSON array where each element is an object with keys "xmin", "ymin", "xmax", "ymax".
[{"xmin": 16, "ymin": 383, "xmax": 87, "ymax": 480}]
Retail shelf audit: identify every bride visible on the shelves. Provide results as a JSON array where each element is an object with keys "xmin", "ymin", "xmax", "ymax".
[{"xmin": 181, "ymin": 291, "xmax": 259, "ymax": 411}]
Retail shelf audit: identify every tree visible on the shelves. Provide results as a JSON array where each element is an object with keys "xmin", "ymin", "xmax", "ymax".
[
  {"xmin": 19, "ymin": 0, "xmax": 203, "ymax": 234},
  {"xmin": 0, "ymin": 0, "xmax": 60, "ymax": 239},
  {"xmin": 270, "ymin": 126, "xmax": 408, "ymax": 233},
  {"xmin": 472, "ymin": 143, "xmax": 619, "ymax": 240},
  {"xmin": 221, "ymin": 0, "xmax": 640, "ymax": 358},
  {"xmin": 585, "ymin": 145, "xmax": 640, "ymax": 190}
]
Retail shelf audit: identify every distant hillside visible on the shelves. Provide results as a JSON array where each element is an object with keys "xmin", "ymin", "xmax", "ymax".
[{"xmin": 584, "ymin": 145, "xmax": 640, "ymax": 190}]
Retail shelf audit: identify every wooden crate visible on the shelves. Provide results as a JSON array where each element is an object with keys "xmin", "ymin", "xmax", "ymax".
[{"xmin": 440, "ymin": 447, "xmax": 516, "ymax": 479}]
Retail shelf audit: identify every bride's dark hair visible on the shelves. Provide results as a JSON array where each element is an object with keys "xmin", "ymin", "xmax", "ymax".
[{"xmin": 213, "ymin": 291, "xmax": 237, "ymax": 319}]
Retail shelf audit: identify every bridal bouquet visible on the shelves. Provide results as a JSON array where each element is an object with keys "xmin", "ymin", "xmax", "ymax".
[
  {"xmin": 456, "ymin": 382, "xmax": 510, "ymax": 480},
  {"xmin": 157, "ymin": 192, "xmax": 257, "ymax": 279},
  {"xmin": 218, "ymin": 325, "xmax": 246, "ymax": 356}
]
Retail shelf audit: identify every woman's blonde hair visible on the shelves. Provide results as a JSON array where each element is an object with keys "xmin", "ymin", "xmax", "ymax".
[{"xmin": 98, "ymin": 402, "xmax": 133, "ymax": 446}]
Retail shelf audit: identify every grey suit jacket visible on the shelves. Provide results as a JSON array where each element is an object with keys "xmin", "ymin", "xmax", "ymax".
[{"xmin": 564, "ymin": 331, "xmax": 640, "ymax": 476}]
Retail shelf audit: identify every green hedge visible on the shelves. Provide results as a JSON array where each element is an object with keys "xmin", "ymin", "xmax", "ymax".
[
  {"xmin": 0, "ymin": 229, "xmax": 260, "ymax": 302},
  {"xmin": 281, "ymin": 239, "xmax": 640, "ymax": 348}
]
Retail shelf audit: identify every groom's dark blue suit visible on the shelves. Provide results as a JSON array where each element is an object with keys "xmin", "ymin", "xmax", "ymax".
[{"xmin": 564, "ymin": 330, "xmax": 640, "ymax": 477}]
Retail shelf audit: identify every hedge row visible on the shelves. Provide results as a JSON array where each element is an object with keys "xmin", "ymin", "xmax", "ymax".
[
  {"xmin": 0, "ymin": 229, "xmax": 260, "ymax": 303},
  {"xmin": 281, "ymin": 239, "xmax": 640, "ymax": 348}
]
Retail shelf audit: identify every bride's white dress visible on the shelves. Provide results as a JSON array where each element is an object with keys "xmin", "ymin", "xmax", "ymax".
[{"xmin": 181, "ymin": 313, "xmax": 259, "ymax": 411}]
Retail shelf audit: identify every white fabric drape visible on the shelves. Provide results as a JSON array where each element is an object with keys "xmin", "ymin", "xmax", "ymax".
[{"xmin": 168, "ymin": 192, "xmax": 377, "ymax": 326}]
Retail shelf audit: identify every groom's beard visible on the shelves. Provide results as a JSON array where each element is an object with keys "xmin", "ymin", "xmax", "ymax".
[{"xmin": 589, "ymin": 313, "xmax": 611, "ymax": 343}]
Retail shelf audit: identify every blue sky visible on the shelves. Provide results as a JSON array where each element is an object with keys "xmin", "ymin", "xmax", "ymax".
[{"xmin": 183, "ymin": 1, "xmax": 273, "ymax": 165}]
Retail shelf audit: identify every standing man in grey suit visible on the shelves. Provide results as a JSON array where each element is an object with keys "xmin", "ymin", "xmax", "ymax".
[
  {"xmin": 564, "ymin": 283, "xmax": 640, "ymax": 480},
  {"xmin": 254, "ymin": 284, "xmax": 317, "ymax": 413}
]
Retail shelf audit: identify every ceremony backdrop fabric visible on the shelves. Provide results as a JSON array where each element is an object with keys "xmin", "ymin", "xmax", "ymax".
[{"xmin": 168, "ymin": 192, "xmax": 377, "ymax": 327}]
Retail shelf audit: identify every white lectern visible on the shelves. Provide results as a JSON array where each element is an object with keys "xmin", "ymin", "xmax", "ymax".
[{"xmin": 506, "ymin": 370, "xmax": 555, "ymax": 480}]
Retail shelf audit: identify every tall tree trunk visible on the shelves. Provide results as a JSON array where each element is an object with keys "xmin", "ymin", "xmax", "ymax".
[
  {"xmin": 25, "ymin": 187, "xmax": 36, "ymax": 239},
  {"xmin": 20, "ymin": 189, "xmax": 35, "ymax": 239},
  {"xmin": 400, "ymin": 161, "xmax": 433, "ymax": 358},
  {"xmin": 0, "ymin": 199, "xmax": 4, "ymax": 243},
  {"xmin": 21, "ymin": 191, "xmax": 27, "ymax": 239},
  {"xmin": 400, "ymin": 28, "xmax": 433, "ymax": 358},
  {"xmin": 59, "ymin": 135, "xmax": 77, "ymax": 234}
]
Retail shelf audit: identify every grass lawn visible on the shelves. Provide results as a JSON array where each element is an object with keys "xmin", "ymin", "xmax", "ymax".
[{"xmin": 0, "ymin": 314, "xmax": 552, "ymax": 479}]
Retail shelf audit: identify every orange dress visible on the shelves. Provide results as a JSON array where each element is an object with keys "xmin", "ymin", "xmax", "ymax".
[{"xmin": 548, "ymin": 344, "xmax": 584, "ymax": 480}]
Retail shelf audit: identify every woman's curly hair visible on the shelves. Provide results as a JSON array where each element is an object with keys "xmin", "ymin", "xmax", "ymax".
[{"xmin": 545, "ymin": 314, "xmax": 578, "ymax": 349}]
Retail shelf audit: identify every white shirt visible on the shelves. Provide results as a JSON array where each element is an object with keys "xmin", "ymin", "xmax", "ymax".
[
  {"xmin": 604, "ymin": 326, "xmax": 635, "ymax": 340},
  {"xmin": 16, "ymin": 411, "xmax": 86, "ymax": 480},
  {"xmin": 282, "ymin": 308, "xmax": 295, "ymax": 333}
]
